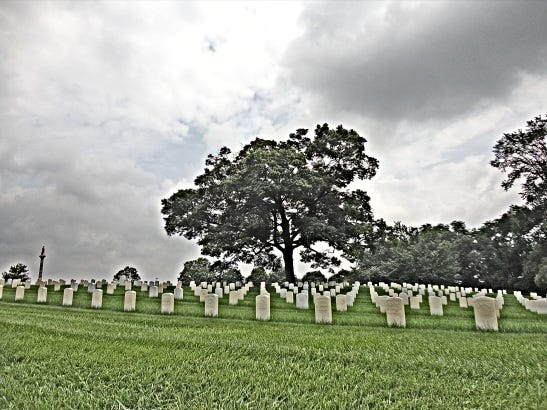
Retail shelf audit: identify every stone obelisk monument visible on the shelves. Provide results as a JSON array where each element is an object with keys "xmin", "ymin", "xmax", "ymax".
[{"xmin": 38, "ymin": 246, "xmax": 46, "ymax": 281}]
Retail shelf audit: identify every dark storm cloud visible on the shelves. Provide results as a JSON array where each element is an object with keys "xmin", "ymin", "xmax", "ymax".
[{"xmin": 284, "ymin": 1, "xmax": 547, "ymax": 121}]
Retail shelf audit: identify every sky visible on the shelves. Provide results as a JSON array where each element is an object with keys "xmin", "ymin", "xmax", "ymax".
[{"xmin": 1, "ymin": 1, "xmax": 546, "ymax": 282}]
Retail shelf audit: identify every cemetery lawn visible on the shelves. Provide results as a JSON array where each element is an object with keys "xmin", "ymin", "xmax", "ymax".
[{"xmin": 0, "ymin": 287, "xmax": 546, "ymax": 409}]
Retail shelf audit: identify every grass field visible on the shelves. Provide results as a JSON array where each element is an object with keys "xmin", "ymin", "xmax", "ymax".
[{"xmin": 0, "ymin": 284, "xmax": 546, "ymax": 409}]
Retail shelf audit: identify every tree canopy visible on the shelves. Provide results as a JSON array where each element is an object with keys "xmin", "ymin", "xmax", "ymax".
[
  {"xmin": 491, "ymin": 113, "xmax": 547, "ymax": 206},
  {"xmin": 162, "ymin": 124, "xmax": 378, "ymax": 283},
  {"xmin": 2, "ymin": 263, "xmax": 30, "ymax": 281},
  {"xmin": 114, "ymin": 266, "xmax": 141, "ymax": 281}
]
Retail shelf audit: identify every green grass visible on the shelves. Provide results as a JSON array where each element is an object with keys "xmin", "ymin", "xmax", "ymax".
[{"xmin": 0, "ymin": 285, "xmax": 546, "ymax": 409}]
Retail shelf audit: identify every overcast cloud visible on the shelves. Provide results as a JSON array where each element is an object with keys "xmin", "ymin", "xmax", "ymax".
[{"xmin": 1, "ymin": 1, "xmax": 545, "ymax": 281}]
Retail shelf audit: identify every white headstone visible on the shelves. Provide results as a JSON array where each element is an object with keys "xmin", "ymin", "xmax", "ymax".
[
  {"xmin": 473, "ymin": 297, "xmax": 498, "ymax": 331},
  {"xmin": 385, "ymin": 297, "xmax": 406, "ymax": 328},
  {"xmin": 314, "ymin": 295, "xmax": 332, "ymax": 324},
  {"xmin": 296, "ymin": 292, "xmax": 309, "ymax": 309},
  {"xmin": 409, "ymin": 296, "xmax": 420, "ymax": 309},
  {"xmin": 91, "ymin": 289, "xmax": 103, "ymax": 308},
  {"xmin": 229, "ymin": 290, "xmax": 239, "ymax": 305},
  {"xmin": 429, "ymin": 296, "xmax": 443, "ymax": 316},
  {"xmin": 459, "ymin": 297, "xmax": 468, "ymax": 308},
  {"xmin": 54, "ymin": 282, "xmax": 61, "ymax": 292},
  {"xmin": 346, "ymin": 292, "xmax": 355, "ymax": 307},
  {"xmin": 15, "ymin": 285, "xmax": 25, "ymax": 301},
  {"xmin": 149, "ymin": 286, "xmax": 159, "ymax": 298},
  {"xmin": 141, "ymin": 284, "xmax": 148, "ymax": 292},
  {"xmin": 124, "ymin": 291, "xmax": 137, "ymax": 312},
  {"xmin": 0, "ymin": 285, "xmax": 3, "ymax": 300},
  {"xmin": 161, "ymin": 293, "xmax": 174, "ymax": 314},
  {"xmin": 37, "ymin": 286, "xmax": 47, "ymax": 303},
  {"xmin": 174, "ymin": 287, "xmax": 184, "ymax": 300},
  {"xmin": 375, "ymin": 295, "xmax": 389, "ymax": 313},
  {"xmin": 199, "ymin": 288, "xmax": 208, "ymax": 302},
  {"xmin": 335, "ymin": 294, "xmax": 347, "ymax": 312},
  {"xmin": 62, "ymin": 287, "xmax": 73, "ymax": 306},
  {"xmin": 125, "ymin": 281, "xmax": 132, "ymax": 291},
  {"xmin": 255, "ymin": 294, "xmax": 270, "ymax": 321},
  {"xmin": 286, "ymin": 291, "xmax": 294, "ymax": 304},
  {"xmin": 215, "ymin": 287, "xmax": 223, "ymax": 298},
  {"xmin": 107, "ymin": 284, "xmax": 115, "ymax": 295},
  {"xmin": 204, "ymin": 294, "xmax": 219, "ymax": 317}
]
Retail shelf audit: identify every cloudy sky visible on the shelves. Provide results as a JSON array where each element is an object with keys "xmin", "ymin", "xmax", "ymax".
[{"xmin": 1, "ymin": 1, "xmax": 546, "ymax": 281}]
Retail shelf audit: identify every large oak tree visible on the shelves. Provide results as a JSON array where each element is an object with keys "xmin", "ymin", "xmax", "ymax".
[{"xmin": 161, "ymin": 124, "xmax": 378, "ymax": 282}]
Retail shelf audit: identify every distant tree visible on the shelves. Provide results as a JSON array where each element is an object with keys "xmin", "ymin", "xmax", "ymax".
[
  {"xmin": 301, "ymin": 270, "xmax": 327, "ymax": 283},
  {"xmin": 491, "ymin": 114, "xmax": 547, "ymax": 206},
  {"xmin": 248, "ymin": 267, "xmax": 269, "ymax": 284},
  {"xmin": 211, "ymin": 260, "xmax": 244, "ymax": 284},
  {"xmin": 162, "ymin": 124, "xmax": 378, "ymax": 283},
  {"xmin": 2, "ymin": 263, "xmax": 30, "ymax": 281},
  {"xmin": 114, "ymin": 266, "xmax": 141, "ymax": 281},
  {"xmin": 178, "ymin": 258, "xmax": 215, "ymax": 285}
]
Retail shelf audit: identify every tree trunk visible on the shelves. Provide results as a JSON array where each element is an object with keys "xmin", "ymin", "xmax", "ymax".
[{"xmin": 282, "ymin": 249, "xmax": 296, "ymax": 284}]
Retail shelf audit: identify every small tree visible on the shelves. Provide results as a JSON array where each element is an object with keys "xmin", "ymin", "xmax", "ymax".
[
  {"xmin": 178, "ymin": 258, "xmax": 215, "ymax": 285},
  {"xmin": 534, "ymin": 258, "xmax": 547, "ymax": 290},
  {"xmin": 2, "ymin": 263, "xmax": 30, "ymax": 281},
  {"xmin": 114, "ymin": 266, "xmax": 141, "ymax": 281}
]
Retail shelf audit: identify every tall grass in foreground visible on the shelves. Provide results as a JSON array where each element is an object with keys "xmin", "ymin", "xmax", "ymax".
[{"xmin": 0, "ymin": 286, "xmax": 545, "ymax": 409}]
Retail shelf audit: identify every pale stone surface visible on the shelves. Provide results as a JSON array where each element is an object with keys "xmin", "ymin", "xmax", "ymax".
[
  {"xmin": 255, "ymin": 294, "xmax": 270, "ymax": 321},
  {"xmin": 107, "ymin": 284, "xmax": 115, "ymax": 295},
  {"xmin": 204, "ymin": 294, "xmax": 219, "ymax": 317},
  {"xmin": 149, "ymin": 286, "xmax": 159, "ymax": 298},
  {"xmin": 91, "ymin": 289, "xmax": 103, "ymax": 308},
  {"xmin": 125, "ymin": 281, "xmax": 132, "ymax": 291},
  {"xmin": 199, "ymin": 288, "xmax": 208, "ymax": 302},
  {"xmin": 385, "ymin": 297, "xmax": 406, "ymax": 328},
  {"xmin": 280, "ymin": 288, "xmax": 287, "ymax": 299},
  {"xmin": 141, "ymin": 284, "xmax": 148, "ymax": 292},
  {"xmin": 37, "ymin": 286, "xmax": 47, "ymax": 303},
  {"xmin": 71, "ymin": 282, "xmax": 79, "ymax": 292},
  {"xmin": 346, "ymin": 292, "xmax": 355, "ymax": 307},
  {"xmin": 161, "ymin": 293, "xmax": 175, "ymax": 314},
  {"xmin": 54, "ymin": 282, "xmax": 61, "ymax": 292},
  {"xmin": 459, "ymin": 297, "xmax": 468, "ymax": 308},
  {"xmin": 399, "ymin": 293, "xmax": 409, "ymax": 305},
  {"xmin": 11, "ymin": 279, "xmax": 21, "ymax": 288},
  {"xmin": 286, "ymin": 291, "xmax": 294, "ymax": 304},
  {"xmin": 441, "ymin": 296, "xmax": 448, "ymax": 305},
  {"xmin": 215, "ymin": 287, "xmax": 223, "ymax": 298},
  {"xmin": 238, "ymin": 288, "xmax": 245, "ymax": 301},
  {"xmin": 314, "ymin": 295, "xmax": 332, "ymax": 324},
  {"xmin": 229, "ymin": 290, "xmax": 239, "ymax": 305},
  {"xmin": 473, "ymin": 297, "xmax": 498, "ymax": 331},
  {"xmin": 296, "ymin": 292, "xmax": 309, "ymax": 309},
  {"xmin": 0, "ymin": 285, "xmax": 3, "ymax": 300},
  {"xmin": 429, "ymin": 296, "xmax": 443, "ymax": 316},
  {"xmin": 336, "ymin": 294, "xmax": 347, "ymax": 312},
  {"xmin": 88, "ymin": 283, "xmax": 96, "ymax": 293},
  {"xmin": 174, "ymin": 287, "xmax": 184, "ymax": 300},
  {"xmin": 409, "ymin": 296, "xmax": 420, "ymax": 310},
  {"xmin": 63, "ymin": 288, "xmax": 74, "ymax": 306},
  {"xmin": 330, "ymin": 289, "xmax": 337, "ymax": 297},
  {"xmin": 124, "ymin": 291, "xmax": 137, "ymax": 312},
  {"xmin": 375, "ymin": 295, "xmax": 389, "ymax": 313},
  {"xmin": 15, "ymin": 285, "xmax": 25, "ymax": 301}
]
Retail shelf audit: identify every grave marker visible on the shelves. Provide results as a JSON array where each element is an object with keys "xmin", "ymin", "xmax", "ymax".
[
  {"xmin": 314, "ymin": 295, "xmax": 332, "ymax": 324},
  {"xmin": 385, "ymin": 297, "xmax": 406, "ymax": 327},
  {"xmin": 161, "ymin": 293, "xmax": 174, "ymax": 314},
  {"xmin": 255, "ymin": 294, "xmax": 270, "ymax": 321}
]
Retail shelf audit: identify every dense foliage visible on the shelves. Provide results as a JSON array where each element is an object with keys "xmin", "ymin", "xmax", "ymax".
[
  {"xmin": 351, "ymin": 114, "xmax": 547, "ymax": 292},
  {"xmin": 162, "ymin": 124, "xmax": 378, "ymax": 283},
  {"xmin": 2, "ymin": 263, "xmax": 30, "ymax": 281},
  {"xmin": 113, "ymin": 266, "xmax": 141, "ymax": 281},
  {"xmin": 177, "ymin": 258, "xmax": 244, "ymax": 285}
]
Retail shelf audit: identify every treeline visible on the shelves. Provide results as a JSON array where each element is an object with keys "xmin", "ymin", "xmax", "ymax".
[{"xmin": 348, "ymin": 202, "xmax": 547, "ymax": 292}]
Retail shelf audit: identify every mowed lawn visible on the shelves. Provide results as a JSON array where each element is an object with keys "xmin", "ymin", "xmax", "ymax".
[{"xmin": 0, "ymin": 285, "xmax": 546, "ymax": 409}]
